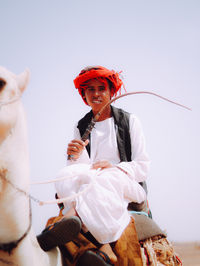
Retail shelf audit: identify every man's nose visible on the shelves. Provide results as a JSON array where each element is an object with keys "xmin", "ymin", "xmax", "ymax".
[{"xmin": 93, "ymin": 89, "xmax": 100, "ymax": 96}]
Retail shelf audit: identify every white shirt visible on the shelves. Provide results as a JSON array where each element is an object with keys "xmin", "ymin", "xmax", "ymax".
[
  {"xmin": 68, "ymin": 114, "xmax": 150, "ymax": 184},
  {"xmin": 56, "ymin": 113, "xmax": 150, "ymax": 243}
]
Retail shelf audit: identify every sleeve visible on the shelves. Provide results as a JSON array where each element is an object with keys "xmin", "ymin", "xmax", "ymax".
[
  {"xmin": 67, "ymin": 123, "xmax": 91, "ymax": 166},
  {"xmin": 124, "ymin": 178, "xmax": 147, "ymax": 203},
  {"xmin": 117, "ymin": 114, "xmax": 150, "ymax": 183}
]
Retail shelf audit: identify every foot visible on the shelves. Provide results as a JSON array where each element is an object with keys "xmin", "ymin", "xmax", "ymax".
[
  {"xmin": 37, "ymin": 216, "xmax": 81, "ymax": 251},
  {"xmin": 100, "ymin": 244, "xmax": 117, "ymax": 264},
  {"xmin": 77, "ymin": 249, "xmax": 113, "ymax": 266}
]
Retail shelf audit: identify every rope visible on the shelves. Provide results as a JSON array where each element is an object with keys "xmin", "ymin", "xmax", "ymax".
[
  {"xmin": 1, "ymin": 90, "xmax": 191, "ymax": 206},
  {"xmin": 38, "ymin": 168, "xmax": 101, "ymax": 206},
  {"xmin": 0, "ymin": 94, "xmax": 21, "ymax": 108},
  {"xmin": 31, "ymin": 173, "xmax": 79, "ymax": 185}
]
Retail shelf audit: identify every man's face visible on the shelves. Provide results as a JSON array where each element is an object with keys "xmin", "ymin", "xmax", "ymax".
[{"xmin": 84, "ymin": 79, "xmax": 111, "ymax": 112}]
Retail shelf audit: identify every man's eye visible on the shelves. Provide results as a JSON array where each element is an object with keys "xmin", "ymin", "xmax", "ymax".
[
  {"xmin": 99, "ymin": 86, "xmax": 105, "ymax": 91},
  {"xmin": 87, "ymin": 87, "xmax": 94, "ymax": 92}
]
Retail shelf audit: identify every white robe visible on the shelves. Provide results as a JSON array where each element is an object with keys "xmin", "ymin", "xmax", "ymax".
[{"xmin": 55, "ymin": 115, "xmax": 150, "ymax": 243}]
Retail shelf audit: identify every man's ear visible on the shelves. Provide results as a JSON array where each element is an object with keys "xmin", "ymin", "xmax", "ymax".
[
  {"xmin": 82, "ymin": 91, "xmax": 88, "ymax": 104},
  {"xmin": 83, "ymin": 96, "xmax": 88, "ymax": 104},
  {"xmin": 17, "ymin": 68, "xmax": 30, "ymax": 93}
]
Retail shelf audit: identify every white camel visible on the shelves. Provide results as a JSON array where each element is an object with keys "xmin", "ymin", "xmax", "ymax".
[{"xmin": 0, "ymin": 66, "xmax": 63, "ymax": 266}]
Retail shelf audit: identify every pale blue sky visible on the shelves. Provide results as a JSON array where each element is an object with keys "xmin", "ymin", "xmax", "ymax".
[{"xmin": 1, "ymin": 0, "xmax": 200, "ymax": 242}]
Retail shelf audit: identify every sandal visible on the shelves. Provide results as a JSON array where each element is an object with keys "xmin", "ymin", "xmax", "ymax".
[
  {"xmin": 77, "ymin": 248, "xmax": 113, "ymax": 266},
  {"xmin": 37, "ymin": 216, "xmax": 81, "ymax": 251}
]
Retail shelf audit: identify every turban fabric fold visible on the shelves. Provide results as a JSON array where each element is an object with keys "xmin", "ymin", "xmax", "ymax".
[{"xmin": 73, "ymin": 66, "xmax": 124, "ymax": 104}]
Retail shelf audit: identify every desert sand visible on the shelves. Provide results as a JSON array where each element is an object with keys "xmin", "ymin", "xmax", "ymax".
[{"xmin": 173, "ymin": 242, "xmax": 200, "ymax": 266}]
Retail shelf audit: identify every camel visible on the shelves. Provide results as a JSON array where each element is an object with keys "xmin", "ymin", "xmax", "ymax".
[{"xmin": 0, "ymin": 66, "xmax": 63, "ymax": 266}]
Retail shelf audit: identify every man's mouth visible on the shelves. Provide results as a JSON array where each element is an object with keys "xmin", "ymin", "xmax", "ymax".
[{"xmin": 92, "ymin": 98, "xmax": 102, "ymax": 104}]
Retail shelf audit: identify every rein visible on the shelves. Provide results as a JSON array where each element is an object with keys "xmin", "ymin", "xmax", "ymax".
[
  {"xmin": 0, "ymin": 171, "xmax": 32, "ymax": 254},
  {"xmin": 0, "ymin": 94, "xmax": 21, "ymax": 109},
  {"xmin": 0, "ymin": 90, "xmax": 191, "ymax": 207},
  {"xmin": 0, "ymin": 207, "xmax": 32, "ymax": 254}
]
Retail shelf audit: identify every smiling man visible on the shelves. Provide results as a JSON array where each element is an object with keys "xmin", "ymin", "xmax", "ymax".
[{"xmin": 59, "ymin": 66, "xmax": 150, "ymax": 264}]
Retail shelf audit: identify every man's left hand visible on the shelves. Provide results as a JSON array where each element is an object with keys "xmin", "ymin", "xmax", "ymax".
[{"xmin": 92, "ymin": 160, "xmax": 113, "ymax": 170}]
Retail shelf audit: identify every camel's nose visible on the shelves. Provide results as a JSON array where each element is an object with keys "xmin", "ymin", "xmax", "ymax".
[{"xmin": 0, "ymin": 79, "xmax": 6, "ymax": 91}]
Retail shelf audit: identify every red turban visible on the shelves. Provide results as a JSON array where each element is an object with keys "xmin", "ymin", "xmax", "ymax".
[{"xmin": 73, "ymin": 66, "xmax": 124, "ymax": 105}]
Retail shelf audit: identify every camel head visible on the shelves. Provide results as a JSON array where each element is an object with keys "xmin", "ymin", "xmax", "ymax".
[{"xmin": 0, "ymin": 67, "xmax": 30, "ymax": 144}]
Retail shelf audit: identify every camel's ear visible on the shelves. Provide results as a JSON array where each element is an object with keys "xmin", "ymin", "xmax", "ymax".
[{"xmin": 17, "ymin": 68, "xmax": 30, "ymax": 93}]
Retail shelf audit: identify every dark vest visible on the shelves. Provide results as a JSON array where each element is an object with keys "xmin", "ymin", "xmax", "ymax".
[
  {"xmin": 77, "ymin": 106, "xmax": 148, "ymax": 212},
  {"xmin": 77, "ymin": 106, "xmax": 131, "ymax": 161}
]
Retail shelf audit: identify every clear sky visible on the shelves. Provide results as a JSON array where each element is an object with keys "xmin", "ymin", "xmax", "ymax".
[{"xmin": 1, "ymin": 0, "xmax": 200, "ymax": 242}]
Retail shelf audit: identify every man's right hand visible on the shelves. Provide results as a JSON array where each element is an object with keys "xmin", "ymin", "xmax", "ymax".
[{"xmin": 67, "ymin": 139, "xmax": 89, "ymax": 160}]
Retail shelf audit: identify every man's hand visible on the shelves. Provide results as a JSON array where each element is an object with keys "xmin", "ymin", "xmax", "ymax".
[
  {"xmin": 92, "ymin": 160, "xmax": 113, "ymax": 170},
  {"xmin": 67, "ymin": 139, "xmax": 89, "ymax": 160}
]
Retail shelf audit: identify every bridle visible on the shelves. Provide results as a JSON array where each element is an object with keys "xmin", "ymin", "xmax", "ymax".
[
  {"xmin": 0, "ymin": 208, "xmax": 32, "ymax": 254},
  {"xmin": 0, "ymin": 171, "xmax": 32, "ymax": 254},
  {"xmin": 0, "ymin": 94, "xmax": 22, "ymax": 109}
]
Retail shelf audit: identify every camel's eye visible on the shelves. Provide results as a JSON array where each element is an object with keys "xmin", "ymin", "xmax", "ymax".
[{"xmin": 0, "ymin": 79, "xmax": 6, "ymax": 92}]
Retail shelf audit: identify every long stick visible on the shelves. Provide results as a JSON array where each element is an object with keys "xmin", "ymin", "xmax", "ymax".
[{"xmin": 72, "ymin": 91, "xmax": 191, "ymax": 148}]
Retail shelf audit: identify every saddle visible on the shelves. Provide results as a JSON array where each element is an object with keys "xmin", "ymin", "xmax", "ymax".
[
  {"xmin": 45, "ymin": 210, "xmax": 182, "ymax": 266},
  {"xmin": 46, "ymin": 212, "xmax": 143, "ymax": 265}
]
